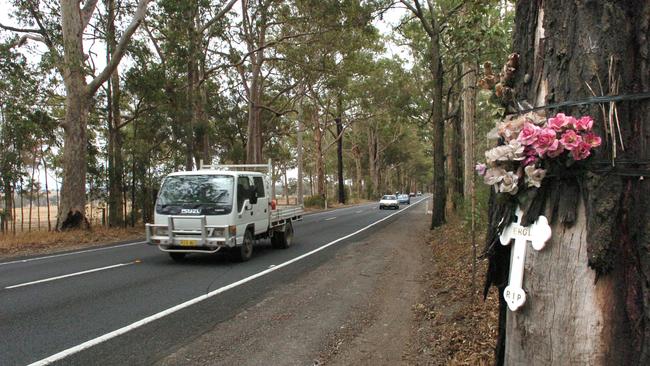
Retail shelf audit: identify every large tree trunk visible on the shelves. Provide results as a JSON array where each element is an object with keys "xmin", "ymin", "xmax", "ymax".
[
  {"xmin": 462, "ymin": 61, "xmax": 476, "ymax": 200},
  {"xmin": 497, "ymin": 1, "xmax": 650, "ymax": 365},
  {"xmin": 57, "ymin": 0, "xmax": 90, "ymax": 230},
  {"xmin": 107, "ymin": 0, "xmax": 124, "ymax": 227},
  {"xmin": 429, "ymin": 26, "xmax": 446, "ymax": 229}
]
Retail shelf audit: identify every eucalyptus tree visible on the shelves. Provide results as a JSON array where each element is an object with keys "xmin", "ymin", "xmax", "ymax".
[{"xmin": 1, "ymin": 0, "xmax": 151, "ymax": 229}]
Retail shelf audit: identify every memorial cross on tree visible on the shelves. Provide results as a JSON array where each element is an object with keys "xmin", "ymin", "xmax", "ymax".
[{"xmin": 499, "ymin": 207, "xmax": 552, "ymax": 311}]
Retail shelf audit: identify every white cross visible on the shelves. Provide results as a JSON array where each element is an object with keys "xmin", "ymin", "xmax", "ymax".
[{"xmin": 499, "ymin": 207, "xmax": 552, "ymax": 311}]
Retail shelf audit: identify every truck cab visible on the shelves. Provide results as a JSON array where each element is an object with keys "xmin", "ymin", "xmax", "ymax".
[{"xmin": 146, "ymin": 161, "xmax": 302, "ymax": 262}]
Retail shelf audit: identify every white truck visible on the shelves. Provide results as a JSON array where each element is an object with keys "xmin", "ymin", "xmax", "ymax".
[{"xmin": 146, "ymin": 161, "xmax": 303, "ymax": 262}]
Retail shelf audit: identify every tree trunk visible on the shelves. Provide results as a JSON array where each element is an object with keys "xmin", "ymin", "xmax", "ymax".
[
  {"xmin": 312, "ymin": 107, "xmax": 325, "ymax": 198},
  {"xmin": 41, "ymin": 144, "xmax": 51, "ymax": 231},
  {"xmin": 462, "ymin": 61, "xmax": 477, "ymax": 200},
  {"xmin": 335, "ymin": 115, "xmax": 345, "ymax": 204},
  {"xmin": 107, "ymin": 0, "xmax": 124, "ymax": 227},
  {"xmin": 336, "ymin": 95, "xmax": 345, "ymax": 204},
  {"xmin": 368, "ymin": 124, "xmax": 379, "ymax": 198},
  {"xmin": 297, "ymin": 118, "xmax": 304, "ymax": 205},
  {"xmin": 429, "ymin": 29, "xmax": 446, "ymax": 229},
  {"xmin": 497, "ymin": 1, "xmax": 650, "ymax": 365}
]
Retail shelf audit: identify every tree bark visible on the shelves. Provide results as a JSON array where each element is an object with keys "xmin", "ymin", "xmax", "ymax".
[
  {"xmin": 335, "ymin": 112, "xmax": 345, "ymax": 204},
  {"xmin": 296, "ymin": 118, "xmax": 304, "ymax": 205},
  {"xmin": 429, "ymin": 31, "xmax": 446, "ymax": 228},
  {"xmin": 57, "ymin": 0, "xmax": 90, "ymax": 229},
  {"xmin": 497, "ymin": 1, "xmax": 650, "ymax": 365},
  {"xmin": 314, "ymin": 110, "xmax": 325, "ymax": 197},
  {"xmin": 107, "ymin": 0, "xmax": 124, "ymax": 227},
  {"xmin": 462, "ymin": 61, "xmax": 476, "ymax": 200}
]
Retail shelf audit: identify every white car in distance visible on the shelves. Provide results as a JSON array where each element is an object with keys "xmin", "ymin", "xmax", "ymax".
[{"xmin": 379, "ymin": 195, "xmax": 399, "ymax": 210}]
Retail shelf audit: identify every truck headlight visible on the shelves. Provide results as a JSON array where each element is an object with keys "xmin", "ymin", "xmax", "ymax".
[
  {"xmin": 211, "ymin": 228, "xmax": 225, "ymax": 237},
  {"xmin": 156, "ymin": 227, "xmax": 169, "ymax": 236}
]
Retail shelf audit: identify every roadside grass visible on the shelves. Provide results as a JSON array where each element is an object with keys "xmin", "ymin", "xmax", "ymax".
[
  {"xmin": 0, "ymin": 226, "xmax": 144, "ymax": 258},
  {"xmin": 414, "ymin": 212, "xmax": 499, "ymax": 365}
]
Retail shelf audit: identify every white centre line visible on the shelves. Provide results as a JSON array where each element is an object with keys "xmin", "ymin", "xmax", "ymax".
[
  {"xmin": 5, "ymin": 261, "xmax": 138, "ymax": 290},
  {"xmin": 355, "ymin": 210, "xmax": 363, "ymax": 214},
  {"xmin": 324, "ymin": 217, "xmax": 337, "ymax": 221},
  {"xmin": 28, "ymin": 197, "xmax": 427, "ymax": 366}
]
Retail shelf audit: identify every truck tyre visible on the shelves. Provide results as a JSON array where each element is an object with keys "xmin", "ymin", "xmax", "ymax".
[
  {"xmin": 271, "ymin": 221, "xmax": 294, "ymax": 249},
  {"xmin": 169, "ymin": 252, "xmax": 186, "ymax": 262},
  {"xmin": 233, "ymin": 229, "xmax": 254, "ymax": 262}
]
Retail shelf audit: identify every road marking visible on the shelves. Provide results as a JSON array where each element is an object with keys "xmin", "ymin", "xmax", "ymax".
[
  {"xmin": 27, "ymin": 197, "xmax": 427, "ymax": 366},
  {"xmin": 5, "ymin": 261, "xmax": 138, "ymax": 290},
  {"xmin": 324, "ymin": 217, "xmax": 337, "ymax": 221},
  {"xmin": 0, "ymin": 241, "xmax": 146, "ymax": 267},
  {"xmin": 355, "ymin": 210, "xmax": 363, "ymax": 214}
]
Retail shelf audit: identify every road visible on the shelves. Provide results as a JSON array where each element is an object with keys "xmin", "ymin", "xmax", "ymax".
[{"xmin": 0, "ymin": 196, "xmax": 430, "ymax": 366}]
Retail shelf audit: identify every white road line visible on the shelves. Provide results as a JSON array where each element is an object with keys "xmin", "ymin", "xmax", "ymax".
[
  {"xmin": 355, "ymin": 210, "xmax": 363, "ymax": 214},
  {"xmin": 5, "ymin": 261, "xmax": 138, "ymax": 290},
  {"xmin": 28, "ymin": 197, "xmax": 427, "ymax": 366},
  {"xmin": 324, "ymin": 217, "xmax": 337, "ymax": 221},
  {"xmin": 0, "ymin": 241, "xmax": 145, "ymax": 267}
]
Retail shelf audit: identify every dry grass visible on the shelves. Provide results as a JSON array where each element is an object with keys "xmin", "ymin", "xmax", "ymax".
[
  {"xmin": 412, "ymin": 213, "xmax": 499, "ymax": 365},
  {"xmin": 0, "ymin": 226, "xmax": 144, "ymax": 258}
]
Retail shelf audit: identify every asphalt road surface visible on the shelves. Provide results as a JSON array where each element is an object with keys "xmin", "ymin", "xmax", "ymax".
[{"xmin": 0, "ymin": 196, "xmax": 430, "ymax": 366}]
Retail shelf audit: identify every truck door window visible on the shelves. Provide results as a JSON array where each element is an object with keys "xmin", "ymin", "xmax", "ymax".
[
  {"xmin": 237, "ymin": 176, "xmax": 251, "ymax": 212},
  {"xmin": 253, "ymin": 176, "xmax": 265, "ymax": 198}
]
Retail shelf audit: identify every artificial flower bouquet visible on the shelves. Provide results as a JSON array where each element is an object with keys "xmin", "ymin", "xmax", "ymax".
[{"xmin": 476, "ymin": 112, "xmax": 602, "ymax": 195}]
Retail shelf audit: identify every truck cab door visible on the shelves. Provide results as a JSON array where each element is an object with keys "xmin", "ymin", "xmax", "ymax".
[
  {"xmin": 236, "ymin": 175, "xmax": 253, "ymax": 242},
  {"xmin": 252, "ymin": 176, "xmax": 269, "ymax": 235}
]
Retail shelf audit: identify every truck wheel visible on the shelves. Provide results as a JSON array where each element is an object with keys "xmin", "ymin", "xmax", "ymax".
[
  {"xmin": 271, "ymin": 221, "xmax": 293, "ymax": 249},
  {"xmin": 233, "ymin": 229, "xmax": 254, "ymax": 262},
  {"xmin": 169, "ymin": 252, "xmax": 186, "ymax": 262}
]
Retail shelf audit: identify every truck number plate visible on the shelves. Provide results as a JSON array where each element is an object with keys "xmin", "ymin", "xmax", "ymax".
[{"xmin": 179, "ymin": 239, "xmax": 197, "ymax": 246}]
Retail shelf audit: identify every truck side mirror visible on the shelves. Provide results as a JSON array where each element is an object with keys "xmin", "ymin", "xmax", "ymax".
[{"xmin": 249, "ymin": 188, "xmax": 258, "ymax": 205}]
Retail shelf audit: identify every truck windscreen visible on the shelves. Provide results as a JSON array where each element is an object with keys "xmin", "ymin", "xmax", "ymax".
[{"xmin": 156, "ymin": 175, "xmax": 234, "ymax": 215}]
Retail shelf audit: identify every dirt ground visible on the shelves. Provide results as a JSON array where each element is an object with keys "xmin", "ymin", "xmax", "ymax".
[{"xmin": 156, "ymin": 206, "xmax": 498, "ymax": 365}]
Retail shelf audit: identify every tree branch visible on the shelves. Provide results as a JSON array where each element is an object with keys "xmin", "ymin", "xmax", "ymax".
[
  {"xmin": 87, "ymin": 0, "xmax": 151, "ymax": 95},
  {"xmin": 199, "ymin": 0, "xmax": 238, "ymax": 33},
  {"xmin": 81, "ymin": 0, "xmax": 99, "ymax": 30},
  {"xmin": 0, "ymin": 22, "xmax": 42, "ymax": 34}
]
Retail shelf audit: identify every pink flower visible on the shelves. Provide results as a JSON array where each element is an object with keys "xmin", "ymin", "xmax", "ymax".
[
  {"xmin": 574, "ymin": 116, "xmax": 594, "ymax": 131},
  {"xmin": 546, "ymin": 140, "xmax": 565, "ymax": 158},
  {"xmin": 522, "ymin": 147, "xmax": 538, "ymax": 166},
  {"xmin": 571, "ymin": 141, "xmax": 592, "ymax": 161},
  {"xmin": 475, "ymin": 163, "xmax": 487, "ymax": 176},
  {"xmin": 548, "ymin": 113, "xmax": 570, "ymax": 131},
  {"xmin": 533, "ymin": 128, "xmax": 558, "ymax": 156},
  {"xmin": 517, "ymin": 122, "xmax": 540, "ymax": 146},
  {"xmin": 583, "ymin": 132, "xmax": 602, "ymax": 147},
  {"xmin": 560, "ymin": 130, "xmax": 583, "ymax": 150}
]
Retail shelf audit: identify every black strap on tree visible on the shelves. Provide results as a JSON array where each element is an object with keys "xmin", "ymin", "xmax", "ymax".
[
  {"xmin": 503, "ymin": 92, "xmax": 650, "ymax": 177},
  {"xmin": 509, "ymin": 91, "xmax": 650, "ymax": 115}
]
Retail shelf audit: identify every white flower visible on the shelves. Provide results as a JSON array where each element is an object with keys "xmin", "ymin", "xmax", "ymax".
[
  {"xmin": 499, "ymin": 171, "xmax": 519, "ymax": 195},
  {"xmin": 524, "ymin": 165, "xmax": 546, "ymax": 188},
  {"xmin": 483, "ymin": 167, "xmax": 507, "ymax": 185},
  {"xmin": 485, "ymin": 140, "xmax": 525, "ymax": 163}
]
